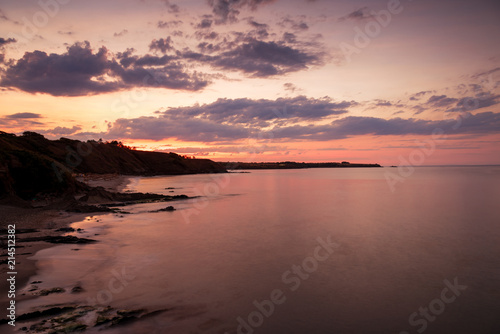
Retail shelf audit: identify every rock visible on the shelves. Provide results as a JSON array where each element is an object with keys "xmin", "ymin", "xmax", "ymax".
[
  {"xmin": 21, "ymin": 235, "xmax": 97, "ymax": 244},
  {"xmin": 16, "ymin": 306, "xmax": 75, "ymax": 321},
  {"xmin": 71, "ymin": 286, "xmax": 84, "ymax": 293},
  {"xmin": 55, "ymin": 227, "xmax": 75, "ymax": 232},
  {"xmin": 39, "ymin": 287, "xmax": 65, "ymax": 296},
  {"xmin": 150, "ymin": 206, "xmax": 176, "ymax": 212}
]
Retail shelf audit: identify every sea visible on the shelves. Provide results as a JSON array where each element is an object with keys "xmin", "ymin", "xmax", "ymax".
[{"xmin": 16, "ymin": 166, "xmax": 500, "ymax": 333}]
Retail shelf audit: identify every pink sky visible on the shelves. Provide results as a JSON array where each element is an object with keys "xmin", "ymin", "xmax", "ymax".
[{"xmin": 1, "ymin": 0, "xmax": 499, "ymax": 165}]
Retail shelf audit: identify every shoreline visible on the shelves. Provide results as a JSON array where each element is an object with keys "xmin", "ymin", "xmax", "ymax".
[{"xmin": 0, "ymin": 175, "xmax": 132, "ymax": 326}]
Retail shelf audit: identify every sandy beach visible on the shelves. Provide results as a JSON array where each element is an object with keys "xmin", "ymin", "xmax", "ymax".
[{"xmin": 0, "ymin": 174, "xmax": 131, "ymax": 325}]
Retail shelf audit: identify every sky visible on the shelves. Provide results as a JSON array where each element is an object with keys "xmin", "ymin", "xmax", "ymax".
[{"xmin": 0, "ymin": 0, "xmax": 499, "ymax": 165}]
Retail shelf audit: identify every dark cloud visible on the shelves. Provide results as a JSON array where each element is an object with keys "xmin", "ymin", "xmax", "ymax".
[
  {"xmin": 87, "ymin": 89, "xmax": 500, "ymax": 143},
  {"xmin": 157, "ymin": 20, "xmax": 182, "ymax": 28},
  {"xmin": 107, "ymin": 115, "xmax": 251, "ymax": 142},
  {"xmin": 0, "ymin": 42, "xmax": 118, "ymax": 96},
  {"xmin": 248, "ymin": 20, "xmax": 268, "ymax": 28},
  {"xmin": 189, "ymin": 24, "xmax": 325, "ymax": 76},
  {"xmin": 196, "ymin": 18, "xmax": 213, "ymax": 29},
  {"xmin": 194, "ymin": 30, "xmax": 219, "ymax": 40},
  {"xmin": 98, "ymin": 96, "xmax": 354, "ymax": 142},
  {"xmin": 409, "ymin": 90, "xmax": 432, "ymax": 100},
  {"xmin": 39, "ymin": 126, "xmax": 82, "ymax": 136},
  {"xmin": 0, "ymin": 113, "xmax": 44, "ymax": 128},
  {"xmin": 426, "ymin": 95, "xmax": 459, "ymax": 107},
  {"xmin": 269, "ymin": 112, "xmax": 500, "ymax": 141},
  {"xmin": 375, "ymin": 100, "xmax": 392, "ymax": 107},
  {"xmin": 446, "ymin": 93, "xmax": 500, "ymax": 112},
  {"xmin": 0, "ymin": 37, "xmax": 16, "ymax": 46},
  {"xmin": 338, "ymin": 7, "xmax": 375, "ymax": 22},
  {"xmin": 282, "ymin": 32, "xmax": 297, "ymax": 43},
  {"xmin": 149, "ymin": 37, "xmax": 174, "ymax": 54},
  {"xmin": 208, "ymin": 38, "xmax": 324, "ymax": 77},
  {"xmin": 161, "ymin": 96, "xmax": 353, "ymax": 125},
  {"xmin": 6, "ymin": 112, "xmax": 41, "ymax": 119},
  {"xmin": 208, "ymin": 0, "xmax": 277, "ymax": 23},
  {"xmin": 279, "ymin": 17, "xmax": 309, "ymax": 31},
  {"xmin": 197, "ymin": 41, "xmax": 222, "ymax": 53},
  {"xmin": 0, "ymin": 41, "xmax": 209, "ymax": 96},
  {"xmin": 0, "ymin": 38, "xmax": 16, "ymax": 64},
  {"xmin": 171, "ymin": 143, "xmax": 287, "ymax": 155},
  {"xmin": 284, "ymin": 82, "xmax": 299, "ymax": 93}
]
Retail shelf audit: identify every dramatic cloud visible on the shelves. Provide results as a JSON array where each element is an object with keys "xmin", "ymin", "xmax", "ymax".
[
  {"xmin": 0, "ymin": 41, "xmax": 209, "ymax": 96},
  {"xmin": 208, "ymin": 38, "xmax": 324, "ymax": 76},
  {"xmin": 96, "ymin": 96, "xmax": 354, "ymax": 141},
  {"xmin": 160, "ymin": 96, "xmax": 353, "ymax": 125},
  {"xmin": 100, "ymin": 108, "xmax": 500, "ymax": 143}
]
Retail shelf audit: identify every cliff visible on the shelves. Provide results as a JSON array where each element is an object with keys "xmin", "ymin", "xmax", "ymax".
[{"xmin": 0, "ymin": 131, "xmax": 226, "ymax": 200}]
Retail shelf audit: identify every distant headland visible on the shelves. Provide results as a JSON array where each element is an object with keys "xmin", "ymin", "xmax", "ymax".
[
  {"xmin": 224, "ymin": 161, "xmax": 381, "ymax": 170},
  {"xmin": 0, "ymin": 131, "xmax": 380, "ymax": 203}
]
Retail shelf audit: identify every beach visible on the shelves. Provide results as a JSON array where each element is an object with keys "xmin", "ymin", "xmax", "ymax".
[{"xmin": 0, "ymin": 175, "xmax": 131, "ymax": 328}]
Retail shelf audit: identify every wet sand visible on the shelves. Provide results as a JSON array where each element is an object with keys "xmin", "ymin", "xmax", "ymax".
[{"xmin": 0, "ymin": 174, "xmax": 131, "ymax": 326}]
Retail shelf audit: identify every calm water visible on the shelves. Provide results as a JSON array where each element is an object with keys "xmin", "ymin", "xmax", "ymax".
[{"xmin": 19, "ymin": 167, "xmax": 500, "ymax": 333}]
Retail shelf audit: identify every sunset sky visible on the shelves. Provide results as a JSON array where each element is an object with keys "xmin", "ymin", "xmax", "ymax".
[{"xmin": 1, "ymin": 0, "xmax": 499, "ymax": 165}]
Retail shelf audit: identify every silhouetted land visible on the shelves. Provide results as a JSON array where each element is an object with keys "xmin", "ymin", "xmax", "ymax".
[
  {"xmin": 0, "ymin": 131, "xmax": 380, "ymax": 204},
  {"xmin": 225, "ymin": 161, "xmax": 381, "ymax": 170},
  {"xmin": 0, "ymin": 131, "xmax": 225, "ymax": 202}
]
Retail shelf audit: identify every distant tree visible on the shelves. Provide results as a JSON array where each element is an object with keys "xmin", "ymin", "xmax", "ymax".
[{"xmin": 22, "ymin": 131, "xmax": 44, "ymax": 138}]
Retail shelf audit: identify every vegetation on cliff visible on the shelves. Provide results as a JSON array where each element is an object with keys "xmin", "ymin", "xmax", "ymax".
[{"xmin": 0, "ymin": 131, "xmax": 226, "ymax": 201}]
